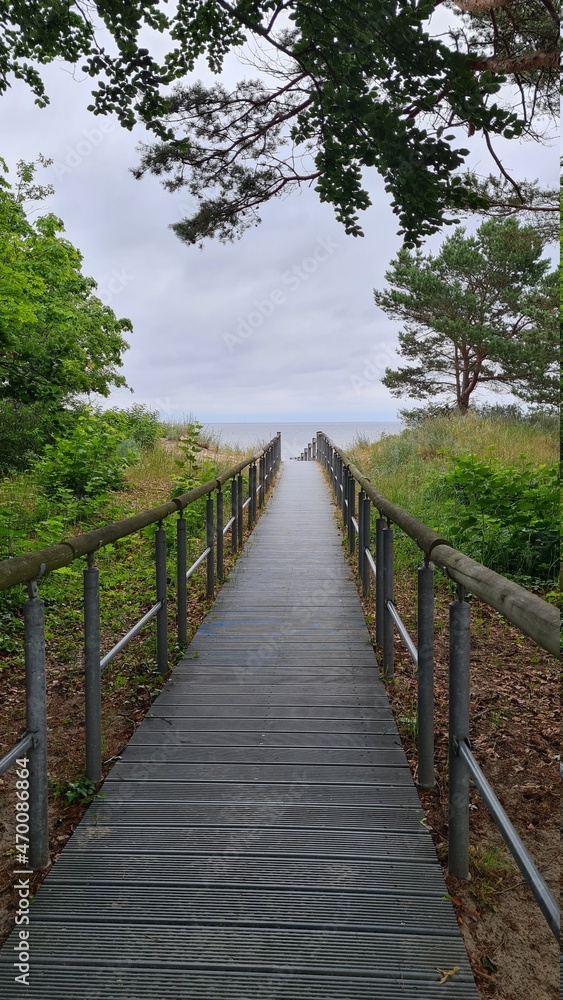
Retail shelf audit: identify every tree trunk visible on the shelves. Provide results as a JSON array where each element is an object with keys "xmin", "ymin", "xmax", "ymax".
[
  {"xmin": 468, "ymin": 51, "xmax": 559, "ymax": 73},
  {"xmin": 451, "ymin": 0, "xmax": 508, "ymax": 12}
]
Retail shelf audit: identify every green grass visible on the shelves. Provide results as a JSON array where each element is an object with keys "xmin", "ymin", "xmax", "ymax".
[
  {"xmin": 0, "ymin": 435, "xmax": 251, "ymax": 664},
  {"xmin": 347, "ymin": 410, "xmax": 559, "ymax": 583}
]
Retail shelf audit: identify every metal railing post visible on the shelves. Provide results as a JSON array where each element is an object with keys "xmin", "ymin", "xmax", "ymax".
[
  {"xmin": 206, "ymin": 498, "xmax": 215, "ymax": 598},
  {"xmin": 216, "ymin": 488, "xmax": 224, "ymax": 583},
  {"xmin": 176, "ymin": 515, "xmax": 187, "ymax": 648},
  {"xmin": 348, "ymin": 476, "xmax": 356, "ymax": 554},
  {"xmin": 417, "ymin": 562, "xmax": 435, "ymax": 789},
  {"xmin": 362, "ymin": 495, "xmax": 371, "ymax": 597},
  {"xmin": 155, "ymin": 523, "xmax": 168, "ymax": 675},
  {"xmin": 382, "ymin": 523, "xmax": 394, "ymax": 677},
  {"xmin": 375, "ymin": 516, "xmax": 385, "ymax": 648},
  {"xmin": 248, "ymin": 465, "xmax": 254, "ymax": 528},
  {"xmin": 448, "ymin": 585, "xmax": 471, "ymax": 880},
  {"xmin": 231, "ymin": 478, "xmax": 238, "ymax": 554},
  {"xmin": 237, "ymin": 473, "xmax": 244, "ymax": 547},
  {"xmin": 251, "ymin": 464, "xmax": 258, "ymax": 524},
  {"xmin": 357, "ymin": 491, "xmax": 365, "ymax": 579},
  {"xmin": 340, "ymin": 462, "xmax": 346, "ymax": 519},
  {"xmin": 259, "ymin": 458, "xmax": 264, "ymax": 508},
  {"xmin": 25, "ymin": 581, "xmax": 49, "ymax": 870},
  {"xmin": 84, "ymin": 558, "xmax": 102, "ymax": 782}
]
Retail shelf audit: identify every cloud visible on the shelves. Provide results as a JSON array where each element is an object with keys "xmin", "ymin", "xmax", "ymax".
[{"xmin": 1, "ymin": 55, "xmax": 558, "ymax": 422}]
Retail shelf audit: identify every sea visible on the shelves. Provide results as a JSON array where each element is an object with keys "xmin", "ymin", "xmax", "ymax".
[{"xmin": 202, "ymin": 421, "xmax": 401, "ymax": 459}]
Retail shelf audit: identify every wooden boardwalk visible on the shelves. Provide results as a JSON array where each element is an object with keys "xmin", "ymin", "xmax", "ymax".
[{"xmin": 0, "ymin": 461, "xmax": 478, "ymax": 998}]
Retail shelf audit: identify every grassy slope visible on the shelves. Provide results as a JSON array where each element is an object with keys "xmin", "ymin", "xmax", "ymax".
[{"xmin": 348, "ymin": 411, "xmax": 559, "ymax": 580}]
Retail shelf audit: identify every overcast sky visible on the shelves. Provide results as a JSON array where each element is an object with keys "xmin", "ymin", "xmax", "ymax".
[{"xmin": 1, "ymin": 37, "xmax": 558, "ymax": 423}]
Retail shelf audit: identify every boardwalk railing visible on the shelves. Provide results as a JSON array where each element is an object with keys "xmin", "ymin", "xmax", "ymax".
[
  {"xmin": 300, "ymin": 431, "xmax": 559, "ymax": 942},
  {"xmin": 0, "ymin": 433, "xmax": 281, "ymax": 870}
]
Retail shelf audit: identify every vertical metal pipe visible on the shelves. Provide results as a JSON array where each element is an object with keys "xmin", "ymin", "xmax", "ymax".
[
  {"xmin": 417, "ymin": 563, "xmax": 435, "ymax": 789},
  {"xmin": 206, "ymin": 498, "xmax": 215, "ymax": 598},
  {"xmin": 375, "ymin": 517, "xmax": 385, "ymax": 647},
  {"xmin": 84, "ymin": 561, "xmax": 102, "ymax": 782},
  {"xmin": 348, "ymin": 477, "xmax": 356, "ymax": 555},
  {"xmin": 231, "ymin": 478, "xmax": 238, "ymax": 554},
  {"xmin": 216, "ymin": 489, "xmax": 224, "ymax": 583},
  {"xmin": 155, "ymin": 524, "xmax": 168, "ymax": 675},
  {"xmin": 362, "ymin": 496, "xmax": 371, "ymax": 597},
  {"xmin": 382, "ymin": 524, "xmax": 394, "ymax": 678},
  {"xmin": 251, "ymin": 464, "xmax": 257, "ymax": 524},
  {"xmin": 25, "ymin": 583, "xmax": 49, "ymax": 870},
  {"xmin": 448, "ymin": 586, "xmax": 471, "ymax": 879},
  {"xmin": 176, "ymin": 515, "xmax": 187, "ymax": 648},
  {"xmin": 248, "ymin": 466, "xmax": 254, "ymax": 528},
  {"xmin": 340, "ymin": 463, "xmax": 346, "ymax": 519},
  {"xmin": 237, "ymin": 474, "xmax": 244, "ymax": 547},
  {"xmin": 259, "ymin": 458, "xmax": 264, "ymax": 507},
  {"xmin": 357, "ymin": 491, "xmax": 365, "ymax": 579}
]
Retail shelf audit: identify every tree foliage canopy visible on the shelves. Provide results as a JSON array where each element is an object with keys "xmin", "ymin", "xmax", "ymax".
[
  {"xmin": 374, "ymin": 218, "xmax": 559, "ymax": 412},
  {"xmin": 0, "ymin": 160, "xmax": 131, "ymax": 409},
  {"xmin": 0, "ymin": 1, "xmax": 558, "ymax": 247}
]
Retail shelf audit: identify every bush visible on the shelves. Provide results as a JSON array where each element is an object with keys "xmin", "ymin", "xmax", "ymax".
[
  {"xmin": 103, "ymin": 404, "xmax": 161, "ymax": 452},
  {"xmin": 35, "ymin": 410, "xmax": 133, "ymax": 501},
  {"xmin": 0, "ymin": 400, "xmax": 59, "ymax": 473},
  {"xmin": 435, "ymin": 453, "xmax": 559, "ymax": 586}
]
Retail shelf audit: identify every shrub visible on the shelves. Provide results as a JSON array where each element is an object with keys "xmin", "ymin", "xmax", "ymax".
[
  {"xmin": 0, "ymin": 400, "xmax": 60, "ymax": 473},
  {"xmin": 103, "ymin": 404, "xmax": 161, "ymax": 452},
  {"xmin": 435, "ymin": 453, "xmax": 559, "ymax": 586},
  {"xmin": 35, "ymin": 410, "xmax": 133, "ymax": 501}
]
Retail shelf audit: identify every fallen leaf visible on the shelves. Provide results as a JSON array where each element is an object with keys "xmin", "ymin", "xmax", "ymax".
[{"xmin": 437, "ymin": 966, "xmax": 460, "ymax": 985}]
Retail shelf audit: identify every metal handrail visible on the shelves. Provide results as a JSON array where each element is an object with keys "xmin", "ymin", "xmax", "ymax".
[
  {"xmin": 457, "ymin": 740, "xmax": 559, "ymax": 940},
  {"xmin": 365, "ymin": 548, "xmax": 376, "ymax": 577},
  {"xmin": 0, "ymin": 733, "xmax": 35, "ymax": 778},
  {"xmin": 387, "ymin": 600, "xmax": 418, "ymax": 666},
  {"xmin": 0, "ymin": 431, "xmax": 282, "ymax": 869},
  {"xmin": 311, "ymin": 429, "xmax": 560, "ymax": 943},
  {"xmin": 186, "ymin": 547, "xmax": 211, "ymax": 580},
  {"xmin": 100, "ymin": 602, "xmax": 162, "ymax": 671}
]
